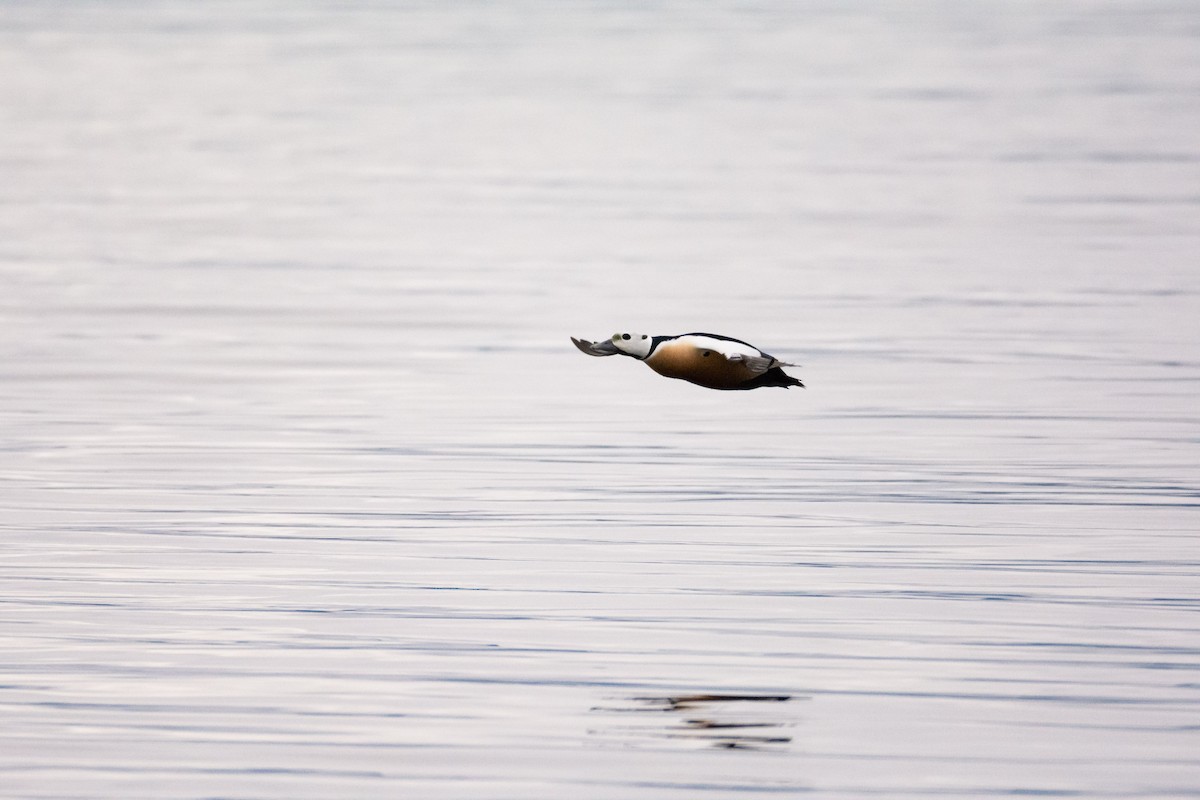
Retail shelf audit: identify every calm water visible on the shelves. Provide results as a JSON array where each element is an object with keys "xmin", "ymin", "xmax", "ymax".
[{"xmin": 3, "ymin": 2, "xmax": 1200, "ymax": 798}]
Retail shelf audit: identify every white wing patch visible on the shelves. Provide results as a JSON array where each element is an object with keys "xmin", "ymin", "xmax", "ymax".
[
  {"xmin": 676, "ymin": 335, "xmax": 789, "ymax": 374},
  {"xmin": 730, "ymin": 354, "xmax": 776, "ymax": 374},
  {"xmin": 677, "ymin": 335, "xmax": 759, "ymax": 359}
]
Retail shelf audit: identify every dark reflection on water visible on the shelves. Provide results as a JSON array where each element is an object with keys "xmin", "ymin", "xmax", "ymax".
[
  {"xmin": 3, "ymin": 0, "xmax": 1200, "ymax": 798},
  {"xmin": 592, "ymin": 694, "xmax": 797, "ymax": 750}
]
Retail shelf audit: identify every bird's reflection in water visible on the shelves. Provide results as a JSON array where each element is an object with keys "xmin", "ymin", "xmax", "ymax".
[{"xmin": 592, "ymin": 693, "xmax": 799, "ymax": 750}]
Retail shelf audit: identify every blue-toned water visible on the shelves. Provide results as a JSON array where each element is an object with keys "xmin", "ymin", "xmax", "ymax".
[{"xmin": 2, "ymin": 2, "xmax": 1199, "ymax": 797}]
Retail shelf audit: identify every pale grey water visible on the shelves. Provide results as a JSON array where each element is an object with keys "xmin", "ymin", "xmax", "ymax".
[{"xmin": 2, "ymin": 1, "xmax": 1200, "ymax": 798}]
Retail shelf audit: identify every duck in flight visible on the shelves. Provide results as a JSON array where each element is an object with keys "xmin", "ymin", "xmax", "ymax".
[{"xmin": 571, "ymin": 332, "xmax": 803, "ymax": 391}]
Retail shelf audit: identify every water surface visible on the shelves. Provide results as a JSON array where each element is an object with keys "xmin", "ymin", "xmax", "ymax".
[{"xmin": 2, "ymin": 2, "xmax": 1199, "ymax": 798}]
